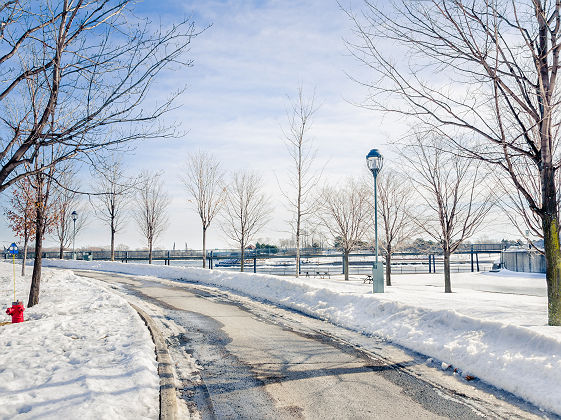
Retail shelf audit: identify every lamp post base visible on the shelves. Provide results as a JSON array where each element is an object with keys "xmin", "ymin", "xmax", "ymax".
[{"xmin": 373, "ymin": 263, "xmax": 384, "ymax": 293}]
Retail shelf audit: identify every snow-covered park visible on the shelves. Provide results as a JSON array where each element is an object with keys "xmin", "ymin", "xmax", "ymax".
[{"xmin": 2, "ymin": 259, "xmax": 561, "ymax": 417}]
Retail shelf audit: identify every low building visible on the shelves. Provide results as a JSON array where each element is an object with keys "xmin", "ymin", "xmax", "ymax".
[{"xmin": 501, "ymin": 245, "xmax": 545, "ymax": 273}]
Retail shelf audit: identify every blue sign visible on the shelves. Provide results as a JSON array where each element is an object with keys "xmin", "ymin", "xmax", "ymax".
[{"xmin": 8, "ymin": 242, "xmax": 18, "ymax": 255}]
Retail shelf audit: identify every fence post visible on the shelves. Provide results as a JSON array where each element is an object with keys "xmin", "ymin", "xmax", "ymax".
[
  {"xmin": 253, "ymin": 257, "xmax": 257, "ymax": 273},
  {"xmin": 476, "ymin": 253, "xmax": 480, "ymax": 272},
  {"xmin": 125, "ymin": 251, "xmax": 128, "ymax": 263},
  {"xmin": 428, "ymin": 255, "xmax": 432, "ymax": 273},
  {"xmin": 470, "ymin": 245, "xmax": 474, "ymax": 272}
]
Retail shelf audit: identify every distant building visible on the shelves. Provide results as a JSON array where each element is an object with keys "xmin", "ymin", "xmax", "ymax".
[{"xmin": 501, "ymin": 245, "xmax": 545, "ymax": 273}]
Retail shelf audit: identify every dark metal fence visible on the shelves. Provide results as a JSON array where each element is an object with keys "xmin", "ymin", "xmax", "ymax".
[{"xmin": 4, "ymin": 247, "xmax": 497, "ymax": 276}]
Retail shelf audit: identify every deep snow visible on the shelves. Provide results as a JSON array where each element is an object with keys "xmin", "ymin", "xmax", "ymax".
[
  {"xmin": 40, "ymin": 259, "xmax": 561, "ymax": 416},
  {"xmin": 0, "ymin": 262, "xmax": 159, "ymax": 419}
]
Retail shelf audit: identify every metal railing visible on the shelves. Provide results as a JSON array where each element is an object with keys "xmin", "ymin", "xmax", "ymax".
[{"xmin": 4, "ymin": 246, "xmax": 498, "ymax": 276}]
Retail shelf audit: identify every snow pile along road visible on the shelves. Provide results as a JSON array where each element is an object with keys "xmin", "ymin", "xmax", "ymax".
[
  {"xmin": 42, "ymin": 259, "xmax": 561, "ymax": 416},
  {"xmin": 0, "ymin": 263, "xmax": 158, "ymax": 419}
]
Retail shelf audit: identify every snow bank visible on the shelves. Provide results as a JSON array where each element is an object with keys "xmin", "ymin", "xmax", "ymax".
[
  {"xmin": 0, "ymin": 262, "xmax": 158, "ymax": 419},
  {"xmin": 42, "ymin": 259, "xmax": 561, "ymax": 415}
]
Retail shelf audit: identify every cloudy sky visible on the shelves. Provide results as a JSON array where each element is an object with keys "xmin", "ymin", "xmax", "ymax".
[{"xmin": 0, "ymin": 0, "xmax": 515, "ymax": 251}]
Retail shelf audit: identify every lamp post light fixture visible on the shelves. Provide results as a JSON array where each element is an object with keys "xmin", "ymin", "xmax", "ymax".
[
  {"xmin": 366, "ymin": 149, "xmax": 384, "ymax": 293},
  {"xmin": 71, "ymin": 211, "xmax": 78, "ymax": 260}
]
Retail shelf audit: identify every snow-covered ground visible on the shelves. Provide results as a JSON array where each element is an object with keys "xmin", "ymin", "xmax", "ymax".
[
  {"xmin": 40, "ymin": 259, "xmax": 561, "ymax": 416},
  {"xmin": 0, "ymin": 262, "xmax": 158, "ymax": 419}
]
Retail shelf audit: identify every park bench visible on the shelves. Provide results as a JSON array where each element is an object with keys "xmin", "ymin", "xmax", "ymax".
[{"xmin": 316, "ymin": 271, "xmax": 330, "ymax": 279}]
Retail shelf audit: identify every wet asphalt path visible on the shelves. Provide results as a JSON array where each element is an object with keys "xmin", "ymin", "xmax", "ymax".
[{"xmin": 74, "ymin": 270, "xmax": 551, "ymax": 420}]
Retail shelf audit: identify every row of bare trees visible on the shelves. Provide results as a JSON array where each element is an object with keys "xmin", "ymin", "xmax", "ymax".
[
  {"xmin": 182, "ymin": 151, "xmax": 272, "ymax": 272},
  {"xmin": 183, "ymin": 134, "xmax": 491, "ymax": 292},
  {"xmin": 179, "ymin": 85, "xmax": 492, "ymax": 292},
  {"xmin": 312, "ymin": 142, "xmax": 490, "ymax": 288},
  {"xmin": 4, "ymin": 163, "xmax": 170, "ymax": 264}
]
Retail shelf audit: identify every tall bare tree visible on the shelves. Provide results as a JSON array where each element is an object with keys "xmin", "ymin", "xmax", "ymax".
[
  {"xmin": 28, "ymin": 153, "xmax": 59, "ymax": 307},
  {"xmin": 134, "ymin": 171, "xmax": 169, "ymax": 264},
  {"xmin": 221, "ymin": 171, "xmax": 271, "ymax": 272},
  {"xmin": 280, "ymin": 86, "xmax": 321, "ymax": 277},
  {"xmin": 346, "ymin": 0, "xmax": 561, "ymax": 324},
  {"xmin": 52, "ymin": 168, "xmax": 87, "ymax": 259},
  {"xmin": 92, "ymin": 159, "xmax": 134, "ymax": 261},
  {"xmin": 403, "ymin": 134, "xmax": 492, "ymax": 293},
  {"xmin": 373, "ymin": 169, "xmax": 417, "ymax": 286},
  {"xmin": 182, "ymin": 151, "xmax": 225, "ymax": 268},
  {"xmin": 317, "ymin": 179, "xmax": 371, "ymax": 280},
  {"xmin": 0, "ymin": 1, "xmax": 197, "ymax": 193}
]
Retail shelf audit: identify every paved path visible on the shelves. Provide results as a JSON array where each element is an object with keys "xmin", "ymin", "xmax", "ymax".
[{"xmin": 76, "ymin": 270, "xmax": 550, "ymax": 420}]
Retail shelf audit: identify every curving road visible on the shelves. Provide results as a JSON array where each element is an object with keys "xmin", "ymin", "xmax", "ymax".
[{"xmin": 75, "ymin": 270, "xmax": 551, "ymax": 420}]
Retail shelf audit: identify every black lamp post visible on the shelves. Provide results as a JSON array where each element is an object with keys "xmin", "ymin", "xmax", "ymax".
[
  {"xmin": 71, "ymin": 211, "xmax": 78, "ymax": 260},
  {"xmin": 366, "ymin": 149, "xmax": 384, "ymax": 293}
]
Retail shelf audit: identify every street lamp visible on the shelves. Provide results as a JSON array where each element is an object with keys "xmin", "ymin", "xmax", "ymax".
[
  {"xmin": 366, "ymin": 149, "xmax": 384, "ymax": 293},
  {"xmin": 71, "ymin": 211, "xmax": 78, "ymax": 260}
]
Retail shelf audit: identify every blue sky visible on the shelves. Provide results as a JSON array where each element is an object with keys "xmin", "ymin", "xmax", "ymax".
[{"xmin": 0, "ymin": 0, "xmax": 512, "ymax": 251}]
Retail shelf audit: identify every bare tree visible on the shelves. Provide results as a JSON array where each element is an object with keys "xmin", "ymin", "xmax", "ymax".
[
  {"xmin": 52, "ymin": 167, "xmax": 87, "ymax": 259},
  {"xmin": 92, "ymin": 159, "xmax": 134, "ymax": 261},
  {"xmin": 221, "ymin": 171, "xmax": 271, "ymax": 272},
  {"xmin": 373, "ymin": 169, "xmax": 417, "ymax": 286},
  {"xmin": 4, "ymin": 177, "xmax": 35, "ymax": 275},
  {"xmin": 280, "ymin": 86, "xmax": 321, "ymax": 277},
  {"xmin": 0, "ymin": 1, "xmax": 197, "ymax": 193},
  {"xmin": 403, "ymin": 134, "xmax": 492, "ymax": 293},
  {"xmin": 316, "ymin": 178, "xmax": 371, "ymax": 280},
  {"xmin": 182, "ymin": 151, "xmax": 225, "ymax": 268},
  {"xmin": 346, "ymin": 0, "xmax": 561, "ymax": 323},
  {"xmin": 134, "ymin": 172, "xmax": 169, "ymax": 264}
]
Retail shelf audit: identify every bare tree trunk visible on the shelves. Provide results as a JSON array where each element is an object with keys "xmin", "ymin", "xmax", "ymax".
[
  {"xmin": 110, "ymin": 225, "xmax": 115, "ymax": 262},
  {"xmin": 28, "ymin": 209, "xmax": 45, "ymax": 307},
  {"xmin": 542, "ymin": 169, "xmax": 561, "ymax": 325},
  {"xmin": 21, "ymin": 236, "xmax": 28, "ymax": 277},
  {"xmin": 240, "ymin": 245, "xmax": 245, "ymax": 272},
  {"xmin": 385, "ymin": 245, "xmax": 392, "ymax": 286},
  {"xmin": 202, "ymin": 226, "xmax": 207, "ymax": 268},
  {"xmin": 344, "ymin": 250, "xmax": 350, "ymax": 281},
  {"xmin": 296, "ymin": 230, "xmax": 300, "ymax": 277},
  {"xmin": 59, "ymin": 243, "xmax": 64, "ymax": 259},
  {"xmin": 443, "ymin": 250, "xmax": 452, "ymax": 294},
  {"xmin": 148, "ymin": 237, "xmax": 153, "ymax": 264}
]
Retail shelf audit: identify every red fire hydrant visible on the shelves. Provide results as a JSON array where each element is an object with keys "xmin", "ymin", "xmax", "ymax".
[{"xmin": 6, "ymin": 301, "xmax": 24, "ymax": 323}]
